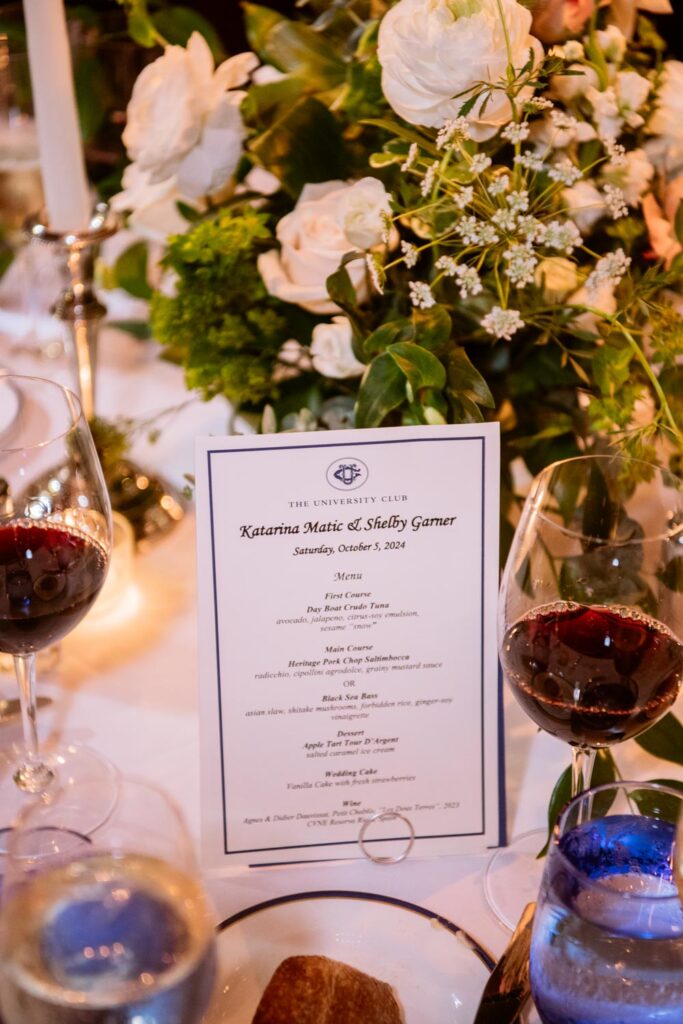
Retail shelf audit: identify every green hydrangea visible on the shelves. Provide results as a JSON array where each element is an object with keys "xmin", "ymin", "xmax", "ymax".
[{"xmin": 150, "ymin": 206, "xmax": 290, "ymax": 408}]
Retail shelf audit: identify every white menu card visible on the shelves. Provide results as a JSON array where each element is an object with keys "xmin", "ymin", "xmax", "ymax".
[{"xmin": 195, "ymin": 423, "xmax": 504, "ymax": 868}]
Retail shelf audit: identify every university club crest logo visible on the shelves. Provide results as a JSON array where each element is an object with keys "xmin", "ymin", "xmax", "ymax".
[{"xmin": 326, "ymin": 457, "xmax": 369, "ymax": 491}]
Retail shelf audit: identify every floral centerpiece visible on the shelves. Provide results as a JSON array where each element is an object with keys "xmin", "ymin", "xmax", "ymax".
[{"xmin": 111, "ymin": 0, "xmax": 683, "ymax": 815}]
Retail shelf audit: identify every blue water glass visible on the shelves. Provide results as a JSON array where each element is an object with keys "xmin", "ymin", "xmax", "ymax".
[{"xmin": 530, "ymin": 781, "xmax": 683, "ymax": 1024}]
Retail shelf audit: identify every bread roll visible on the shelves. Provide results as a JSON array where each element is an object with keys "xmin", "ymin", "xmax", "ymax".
[{"xmin": 251, "ymin": 954, "xmax": 404, "ymax": 1023}]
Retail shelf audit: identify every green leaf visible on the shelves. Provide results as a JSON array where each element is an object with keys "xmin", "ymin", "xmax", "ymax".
[
  {"xmin": 127, "ymin": 4, "xmax": 157, "ymax": 47},
  {"xmin": 113, "ymin": 242, "xmax": 152, "ymax": 301},
  {"xmin": 152, "ymin": 7, "xmax": 224, "ymax": 59},
  {"xmin": 592, "ymin": 344, "xmax": 632, "ymax": 397},
  {"xmin": 326, "ymin": 266, "xmax": 358, "ymax": 310},
  {"xmin": 538, "ymin": 765, "xmax": 571, "ymax": 858},
  {"xmin": 369, "ymin": 151, "xmax": 405, "ymax": 168},
  {"xmin": 362, "ymin": 321, "xmax": 411, "ymax": 360},
  {"xmin": 633, "ymin": 713, "xmax": 683, "ymax": 767},
  {"xmin": 388, "ymin": 343, "xmax": 446, "ymax": 392},
  {"xmin": 657, "ymin": 556, "xmax": 683, "ymax": 593},
  {"xmin": 411, "ymin": 305, "xmax": 452, "ymax": 356},
  {"xmin": 355, "ymin": 352, "xmax": 406, "ymax": 428},
  {"xmin": 448, "ymin": 347, "xmax": 494, "ymax": 407},
  {"xmin": 175, "ymin": 201, "xmax": 201, "ymax": 223},
  {"xmin": 251, "ymin": 97, "xmax": 349, "ymax": 197},
  {"xmin": 361, "ymin": 119, "xmax": 437, "ymax": 155},
  {"xmin": 243, "ymin": 5, "xmax": 344, "ymax": 84},
  {"xmin": 630, "ymin": 779, "xmax": 683, "ymax": 823}
]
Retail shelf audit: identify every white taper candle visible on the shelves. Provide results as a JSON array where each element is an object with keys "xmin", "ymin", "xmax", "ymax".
[{"xmin": 22, "ymin": 0, "xmax": 91, "ymax": 231}]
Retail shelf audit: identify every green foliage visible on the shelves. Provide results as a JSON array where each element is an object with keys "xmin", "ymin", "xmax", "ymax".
[{"xmin": 150, "ymin": 207, "xmax": 307, "ymax": 408}]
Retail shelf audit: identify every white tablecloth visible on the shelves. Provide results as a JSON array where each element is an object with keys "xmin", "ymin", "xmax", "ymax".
[{"xmin": 1, "ymin": 314, "xmax": 682, "ymax": 969}]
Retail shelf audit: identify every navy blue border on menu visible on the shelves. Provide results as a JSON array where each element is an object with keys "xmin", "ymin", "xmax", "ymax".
[{"xmin": 206, "ymin": 435, "xmax": 499, "ymax": 860}]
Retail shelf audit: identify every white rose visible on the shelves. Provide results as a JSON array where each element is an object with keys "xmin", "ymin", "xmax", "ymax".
[
  {"xmin": 647, "ymin": 61, "xmax": 683, "ymax": 176},
  {"xmin": 111, "ymin": 163, "xmax": 192, "ymax": 242},
  {"xmin": 563, "ymin": 181, "xmax": 606, "ymax": 233},
  {"xmin": 616, "ymin": 70, "xmax": 651, "ymax": 129},
  {"xmin": 123, "ymin": 32, "xmax": 257, "ymax": 196},
  {"xmin": 258, "ymin": 180, "xmax": 381, "ymax": 314},
  {"xmin": 535, "ymin": 257, "xmax": 579, "ymax": 302},
  {"xmin": 341, "ymin": 178, "xmax": 392, "ymax": 250},
  {"xmin": 310, "ymin": 317, "xmax": 365, "ymax": 379},
  {"xmin": 377, "ymin": 0, "xmax": 543, "ymax": 141}
]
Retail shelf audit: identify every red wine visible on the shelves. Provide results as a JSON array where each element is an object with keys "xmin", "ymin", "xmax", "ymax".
[
  {"xmin": 502, "ymin": 602, "xmax": 683, "ymax": 746},
  {"xmin": 0, "ymin": 521, "xmax": 108, "ymax": 656}
]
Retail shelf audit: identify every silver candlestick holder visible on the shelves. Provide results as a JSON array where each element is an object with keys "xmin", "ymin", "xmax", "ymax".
[
  {"xmin": 26, "ymin": 204, "xmax": 185, "ymax": 547},
  {"xmin": 28, "ymin": 202, "xmax": 115, "ymax": 420}
]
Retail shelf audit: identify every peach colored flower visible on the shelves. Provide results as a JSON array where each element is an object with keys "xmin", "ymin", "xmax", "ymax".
[
  {"xmin": 642, "ymin": 176, "xmax": 683, "ymax": 267},
  {"xmin": 531, "ymin": 0, "xmax": 595, "ymax": 43}
]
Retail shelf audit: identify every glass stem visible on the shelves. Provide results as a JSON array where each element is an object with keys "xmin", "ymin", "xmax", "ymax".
[
  {"xmin": 12, "ymin": 653, "xmax": 55, "ymax": 794},
  {"xmin": 570, "ymin": 746, "xmax": 597, "ymax": 822}
]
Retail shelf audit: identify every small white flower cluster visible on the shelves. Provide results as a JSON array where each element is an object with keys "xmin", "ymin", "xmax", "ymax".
[
  {"xmin": 526, "ymin": 96, "xmax": 553, "ymax": 112},
  {"xmin": 515, "ymin": 151, "xmax": 546, "ymax": 173},
  {"xmin": 539, "ymin": 219, "xmax": 583, "ymax": 254},
  {"xmin": 401, "ymin": 241, "xmax": 419, "ymax": 268},
  {"xmin": 481, "ymin": 306, "xmax": 525, "ymax": 341},
  {"xmin": 603, "ymin": 184, "xmax": 628, "ymax": 220},
  {"xmin": 366, "ymin": 253, "xmax": 385, "ymax": 295},
  {"xmin": 435, "ymin": 256, "xmax": 483, "ymax": 298},
  {"xmin": 421, "ymin": 162, "xmax": 438, "ymax": 197},
  {"xmin": 504, "ymin": 243, "xmax": 538, "ymax": 288},
  {"xmin": 501, "ymin": 122, "xmax": 531, "ymax": 144},
  {"xmin": 436, "ymin": 117, "xmax": 472, "ymax": 149},
  {"xmin": 454, "ymin": 185, "xmax": 475, "ymax": 209},
  {"xmin": 492, "ymin": 208, "xmax": 519, "ymax": 232},
  {"xmin": 548, "ymin": 160, "xmax": 583, "ymax": 186},
  {"xmin": 489, "ymin": 174, "xmax": 510, "ymax": 196},
  {"xmin": 508, "ymin": 190, "xmax": 530, "ymax": 214},
  {"xmin": 409, "ymin": 281, "xmax": 435, "ymax": 309},
  {"xmin": 585, "ymin": 248, "xmax": 631, "ymax": 297},
  {"xmin": 401, "ymin": 143, "xmax": 419, "ymax": 172},
  {"xmin": 471, "ymin": 154, "xmax": 493, "ymax": 175}
]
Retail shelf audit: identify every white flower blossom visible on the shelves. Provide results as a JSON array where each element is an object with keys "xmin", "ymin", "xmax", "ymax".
[
  {"xmin": 342, "ymin": 177, "xmax": 394, "ymax": 250},
  {"xmin": 502, "ymin": 122, "xmax": 531, "ymax": 143},
  {"xmin": 535, "ymin": 257, "xmax": 579, "ymax": 301},
  {"xmin": 489, "ymin": 175, "xmax": 510, "ymax": 196},
  {"xmin": 508, "ymin": 190, "xmax": 530, "ymax": 214},
  {"xmin": 646, "ymin": 61, "xmax": 683, "ymax": 176},
  {"xmin": 548, "ymin": 159, "xmax": 583, "ymax": 186},
  {"xmin": 564, "ymin": 40, "xmax": 585, "ymax": 62},
  {"xmin": 401, "ymin": 143, "xmax": 419, "ymax": 171},
  {"xmin": 504, "ymin": 243, "xmax": 538, "ymax": 287},
  {"xmin": 436, "ymin": 117, "xmax": 472, "ymax": 148},
  {"xmin": 377, "ymin": 0, "xmax": 543, "ymax": 141},
  {"xmin": 454, "ymin": 264, "xmax": 483, "ymax": 297},
  {"xmin": 515, "ymin": 151, "xmax": 546, "ymax": 172},
  {"xmin": 517, "ymin": 214, "xmax": 543, "ymax": 241},
  {"xmin": 585, "ymin": 248, "xmax": 631, "ymax": 296},
  {"xmin": 603, "ymin": 148, "xmax": 653, "ymax": 205},
  {"xmin": 596, "ymin": 25, "xmax": 627, "ymax": 64},
  {"xmin": 482, "ymin": 306, "xmax": 525, "ymax": 340},
  {"xmin": 603, "ymin": 184, "xmax": 628, "ymax": 219},
  {"xmin": 401, "ymin": 241, "xmax": 419, "ymax": 268},
  {"xmin": 435, "ymin": 255, "xmax": 458, "ymax": 276},
  {"xmin": 421, "ymin": 162, "xmax": 438, "ymax": 197},
  {"xmin": 311, "ymin": 317, "xmax": 365, "ymax": 379},
  {"xmin": 493, "ymin": 208, "xmax": 519, "ymax": 232},
  {"xmin": 526, "ymin": 96, "xmax": 554, "ymax": 111},
  {"xmin": 478, "ymin": 223, "xmax": 501, "ymax": 245},
  {"xmin": 539, "ymin": 219, "xmax": 583, "ymax": 254},
  {"xmin": 409, "ymin": 281, "xmax": 436, "ymax": 309},
  {"xmin": 471, "ymin": 154, "xmax": 493, "ymax": 175},
  {"xmin": 604, "ymin": 139, "xmax": 627, "ymax": 166},
  {"xmin": 454, "ymin": 185, "xmax": 475, "ymax": 209}
]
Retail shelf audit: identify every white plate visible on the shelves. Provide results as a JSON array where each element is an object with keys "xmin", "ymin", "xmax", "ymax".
[
  {"xmin": 206, "ymin": 890, "xmax": 493, "ymax": 1023},
  {"xmin": 0, "ymin": 375, "xmax": 20, "ymax": 443}
]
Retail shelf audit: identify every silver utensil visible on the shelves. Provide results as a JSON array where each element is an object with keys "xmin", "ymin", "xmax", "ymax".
[{"xmin": 473, "ymin": 901, "xmax": 535, "ymax": 1024}]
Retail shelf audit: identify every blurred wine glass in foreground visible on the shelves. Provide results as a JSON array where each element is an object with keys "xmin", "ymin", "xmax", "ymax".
[
  {"xmin": 488, "ymin": 454, "xmax": 683, "ymax": 927},
  {"xmin": 0, "ymin": 374, "xmax": 114, "ymax": 829},
  {"xmin": 0, "ymin": 778, "xmax": 216, "ymax": 1024}
]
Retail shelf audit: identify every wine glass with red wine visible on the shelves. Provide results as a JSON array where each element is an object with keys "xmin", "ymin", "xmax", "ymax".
[
  {"xmin": 0, "ymin": 374, "xmax": 114, "ymax": 828},
  {"xmin": 487, "ymin": 453, "xmax": 683, "ymax": 928}
]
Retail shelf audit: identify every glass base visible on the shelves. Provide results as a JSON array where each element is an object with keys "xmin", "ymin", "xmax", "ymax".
[
  {"xmin": 484, "ymin": 828, "xmax": 546, "ymax": 932},
  {"xmin": 0, "ymin": 742, "xmax": 119, "ymax": 853}
]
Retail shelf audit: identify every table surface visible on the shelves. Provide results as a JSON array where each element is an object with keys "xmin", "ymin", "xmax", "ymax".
[{"xmin": 1, "ymin": 307, "xmax": 682, "ymax": 973}]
